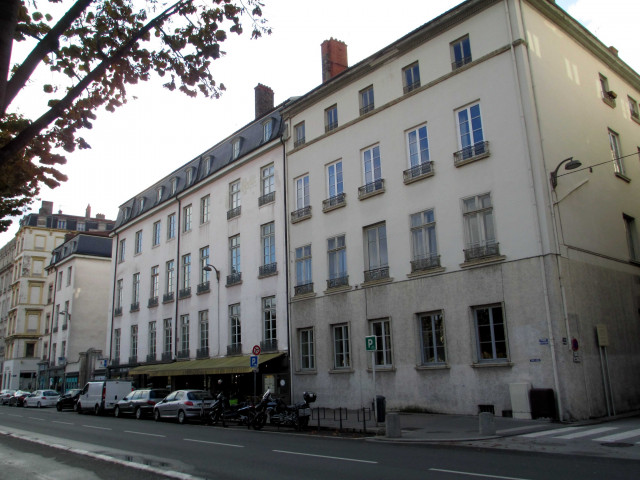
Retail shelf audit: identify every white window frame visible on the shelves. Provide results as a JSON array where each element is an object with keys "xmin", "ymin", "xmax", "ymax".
[
  {"xmin": 150, "ymin": 265, "xmax": 159, "ymax": 299},
  {"xmin": 451, "ymin": 34, "xmax": 472, "ymax": 69},
  {"xmin": 456, "ymin": 103, "xmax": 485, "ymax": 154},
  {"xmin": 261, "ymin": 222, "xmax": 276, "ymax": 266},
  {"xmin": 229, "ymin": 235, "xmax": 241, "ymax": 274},
  {"xmin": 327, "ymin": 160, "xmax": 343, "ymax": 198},
  {"xmin": 148, "ymin": 321, "xmax": 157, "ymax": 358},
  {"xmin": 183, "ymin": 204, "xmax": 192, "ymax": 232},
  {"xmin": 332, "ymin": 323, "xmax": 350, "ymax": 369},
  {"xmin": 406, "ymin": 124, "xmax": 430, "ymax": 168},
  {"xmin": 199, "ymin": 310, "xmax": 209, "ymax": 350},
  {"xmin": 362, "ymin": 145, "xmax": 382, "ymax": 187},
  {"xmin": 410, "ymin": 209, "xmax": 438, "ymax": 261},
  {"xmin": 474, "ymin": 304, "xmax": 509, "ymax": 363},
  {"xmin": 327, "ymin": 234, "xmax": 347, "ymax": 281},
  {"xmin": 118, "ymin": 239, "xmax": 126, "ymax": 263},
  {"xmin": 229, "ymin": 180, "xmax": 241, "ymax": 210},
  {"xmin": 263, "ymin": 119, "xmax": 273, "ymax": 142},
  {"xmin": 294, "ymin": 122, "xmax": 305, "ymax": 147},
  {"xmin": 462, "ymin": 193, "xmax": 496, "ymax": 250},
  {"xmin": 299, "ymin": 328, "xmax": 315, "ymax": 370},
  {"xmin": 229, "ymin": 304, "xmax": 241, "ymax": 346},
  {"xmin": 130, "ymin": 325, "xmax": 138, "ymax": 359},
  {"xmin": 364, "ymin": 223, "xmax": 388, "ymax": 271},
  {"xmin": 163, "ymin": 318, "xmax": 172, "ymax": 354},
  {"xmin": 152, "ymin": 221, "xmax": 161, "ymax": 246},
  {"xmin": 134, "ymin": 230, "xmax": 142, "ymax": 255},
  {"xmin": 261, "ymin": 164, "xmax": 275, "ymax": 196},
  {"xmin": 359, "ymin": 85, "xmax": 374, "ymax": 115},
  {"xmin": 200, "ymin": 195, "xmax": 210, "ymax": 224},
  {"xmin": 181, "ymin": 253, "xmax": 191, "ymax": 290},
  {"xmin": 180, "ymin": 314, "xmax": 190, "ymax": 353},
  {"xmin": 402, "ymin": 62, "xmax": 420, "ymax": 93},
  {"xmin": 608, "ymin": 128, "xmax": 625, "ymax": 175},
  {"xmin": 419, "ymin": 311, "xmax": 446, "ymax": 365},
  {"xmin": 167, "ymin": 213, "xmax": 176, "ymax": 239},
  {"xmin": 623, "ymin": 214, "xmax": 639, "ymax": 262},
  {"xmin": 132, "ymin": 272, "xmax": 140, "ymax": 305},
  {"xmin": 370, "ymin": 318, "xmax": 393, "ymax": 367},
  {"xmin": 295, "ymin": 245, "xmax": 312, "ymax": 286},
  {"xmin": 262, "ymin": 296, "xmax": 276, "ymax": 343},
  {"xmin": 200, "ymin": 246, "xmax": 210, "ymax": 284},
  {"xmin": 325, "ymin": 105, "xmax": 338, "ymax": 131},
  {"xmin": 232, "ymin": 138, "xmax": 241, "ymax": 159},
  {"xmin": 166, "ymin": 260, "xmax": 174, "ymax": 294},
  {"xmin": 295, "ymin": 174, "xmax": 310, "ymax": 210}
]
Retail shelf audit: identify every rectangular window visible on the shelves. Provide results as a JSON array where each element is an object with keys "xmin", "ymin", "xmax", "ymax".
[
  {"xmin": 325, "ymin": 104, "xmax": 338, "ymax": 132},
  {"xmin": 294, "ymin": 122, "xmax": 306, "ymax": 147},
  {"xmin": 407, "ymin": 125, "xmax": 429, "ymax": 168},
  {"xmin": 623, "ymin": 214, "xmax": 639, "ymax": 262},
  {"xmin": 451, "ymin": 35, "xmax": 472, "ymax": 69},
  {"xmin": 66, "ymin": 266, "xmax": 72, "ymax": 286},
  {"xmin": 163, "ymin": 318, "xmax": 172, "ymax": 354},
  {"xmin": 183, "ymin": 204, "xmax": 192, "ymax": 232},
  {"xmin": 230, "ymin": 304, "xmax": 241, "ymax": 347},
  {"xmin": 230, "ymin": 180, "xmax": 241, "ymax": 209},
  {"xmin": 327, "ymin": 235, "xmax": 347, "ymax": 282},
  {"xmin": 295, "ymin": 175, "xmax": 310, "ymax": 209},
  {"xmin": 167, "ymin": 213, "xmax": 176, "ymax": 239},
  {"xmin": 463, "ymin": 193, "xmax": 498, "ymax": 260},
  {"xmin": 186, "ymin": 168, "xmax": 193, "ymax": 185},
  {"xmin": 180, "ymin": 314, "xmax": 190, "ymax": 354},
  {"xmin": 600, "ymin": 73, "xmax": 616, "ymax": 107},
  {"xmin": 229, "ymin": 235, "xmax": 241, "ymax": 274},
  {"xmin": 359, "ymin": 85, "xmax": 374, "ymax": 115},
  {"xmin": 364, "ymin": 223, "xmax": 388, "ymax": 271},
  {"xmin": 200, "ymin": 195, "xmax": 210, "ymax": 224},
  {"xmin": 115, "ymin": 279, "xmax": 123, "ymax": 309},
  {"xmin": 57, "ymin": 271, "xmax": 63, "ymax": 290},
  {"xmin": 63, "ymin": 300, "xmax": 69, "ymax": 328},
  {"xmin": 166, "ymin": 260, "xmax": 175, "ymax": 294},
  {"xmin": 171, "ymin": 178, "xmax": 178, "ymax": 195},
  {"xmin": 410, "ymin": 209, "xmax": 438, "ymax": 268},
  {"xmin": 474, "ymin": 305, "xmax": 508, "ymax": 362},
  {"xmin": 628, "ymin": 96, "xmax": 640, "ymax": 120},
  {"xmin": 299, "ymin": 328, "xmax": 315, "ymax": 370},
  {"xmin": 261, "ymin": 222, "xmax": 276, "ymax": 267},
  {"xmin": 261, "ymin": 164, "xmax": 275, "ymax": 196},
  {"xmin": 332, "ymin": 324, "xmax": 350, "ymax": 369},
  {"xmin": 402, "ymin": 62, "xmax": 420, "ymax": 93},
  {"xmin": 370, "ymin": 319, "xmax": 393, "ymax": 367},
  {"xmin": 132, "ymin": 273, "xmax": 140, "ymax": 305},
  {"xmin": 200, "ymin": 246, "xmax": 210, "ymax": 284},
  {"xmin": 130, "ymin": 325, "xmax": 138, "ymax": 359},
  {"xmin": 199, "ymin": 310, "xmax": 209, "ymax": 350},
  {"xmin": 608, "ymin": 129, "xmax": 625, "ymax": 175},
  {"xmin": 113, "ymin": 329, "xmax": 120, "ymax": 361},
  {"xmin": 152, "ymin": 221, "xmax": 161, "ymax": 246},
  {"xmin": 327, "ymin": 160, "xmax": 343, "ymax": 198},
  {"xmin": 148, "ymin": 321, "xmax": 157, "ymax": 358},
  {"xmin": 263, "ymin": 296, "xmax": 276, "ymax": 344},
  {"xmin": 420, "ymin": 312, "xmax": 446, "ymax": 364},
  {"xmin": 295, "ymin": 245, "xmax": 312, "ymax": 286},
  {"xmin": 182, "ymin": 254, "xmax": 191, "ymax": 290},
  {"xmin": 263, "ymin": 120, "xmax": 273, "ymax": 141},
  {"xmin": 150, "ymin": 266, "xmax": 159, "ymax": 299},
  {"xmin": 362, "ymin": 145, "xmax": 382, "ymax": 187},
  {"xmin": 457, "ymin": 103, "xmax": 485, "ymax": 159},
  {"xmin": 118, "ymin": 239, "xmax": 126, "ymax": 263},
  {"xmin": 134, "ymin": 230, "xmax": 142, "ymax": 254},
  {"xmin": 232, "ymin": 139, "xmax": 241, "ymax": 159}
]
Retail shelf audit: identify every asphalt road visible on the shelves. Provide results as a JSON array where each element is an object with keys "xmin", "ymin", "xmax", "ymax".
[{"xmin": 1, "ymin": 405, "xmax": 638, "ymax": 480}]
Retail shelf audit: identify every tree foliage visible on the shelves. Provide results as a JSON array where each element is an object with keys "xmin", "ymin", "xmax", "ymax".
[{"xmin": 0, "ymin": 0, "xmax": 269, "ymax": 232}]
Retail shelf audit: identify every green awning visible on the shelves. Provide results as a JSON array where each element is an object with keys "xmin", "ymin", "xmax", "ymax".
[{"xmin": 128, "ymin": 352, "xmax": 284, "ymax": 377}]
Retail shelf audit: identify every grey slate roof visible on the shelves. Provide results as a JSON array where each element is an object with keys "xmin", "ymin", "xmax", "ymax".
[{"xmin": 49, "ymin": 234, "xmax": 112, "ymax": 267}]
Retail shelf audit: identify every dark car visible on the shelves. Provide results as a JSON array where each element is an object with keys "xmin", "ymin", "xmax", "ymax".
[
  {"xmin": 56, "ymin": 388, "xmax": 82, "ymax": 411},
  {"xmin": 8, "ymin": 390, "xmax": 32, "ymax": 407},
  {"xmin": 114, "ymin": 388, "xmax": 170, "ymax": 419}
]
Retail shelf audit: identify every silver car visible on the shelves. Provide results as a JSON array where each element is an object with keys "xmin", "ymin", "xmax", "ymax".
[
  {"xmin": 0, "ymin": 389, "xmax": 16, "ymax": 405},
  {"xmin": 24, "ymin": 390, "xmax": 60, "ymax": 408},
  {"xmin": 153, "ymin": 389, "xmax": 213, "ymax": 424}
]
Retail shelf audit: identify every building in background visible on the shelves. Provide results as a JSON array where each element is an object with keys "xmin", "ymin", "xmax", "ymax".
[
  {"xmin": 1, "ymin": 202, "xmax": 114, "ymax": 390},
  {"xmin": 0, "ymin": 238, "xmax": 16, "ymax": 380},
  {"xmin": 39, "ymin": 232, "xmax": 113, "ymax": 391},
  {"xmin": 282, "ymin": 0, "xmax": 640, "ymax": 421},
  {"xmin": 113, "ymin": 86, "xmax": 291, "ymax": 400}
]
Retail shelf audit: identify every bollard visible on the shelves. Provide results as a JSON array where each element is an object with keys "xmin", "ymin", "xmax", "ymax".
[
  {"xmin": 386, "ymin": 412, "xmax": 402, "ymax": 438},
  {"xmin": 478, "ymin": 411, "xmax": 496, "ymax": 436}
]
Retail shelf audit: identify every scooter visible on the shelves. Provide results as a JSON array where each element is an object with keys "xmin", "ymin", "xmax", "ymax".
[{"xmin": 267, "ymin": 391, "xmax": 316, "ymax": 430}]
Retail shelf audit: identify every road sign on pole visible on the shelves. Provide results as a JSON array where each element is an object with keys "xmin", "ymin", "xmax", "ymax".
[
  {"xmin": 250, "ymin": 355, "xmax": 259, "ymax": 368},
  {"xmin": 252, "ymin": 345, "xmax": 261, "ymax": 355},
  {"xmin": 365, "ymin": 336, "xmax": 376, "ymax": 351}
]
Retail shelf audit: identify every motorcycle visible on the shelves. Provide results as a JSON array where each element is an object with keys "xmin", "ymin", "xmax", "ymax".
[
  {"xmin": 208, "ymin": 392, "xmax": 262, "ymax": 429},
  {"xmin": 266, "ymin": 391, "xmax": 316, "ymax": 430}
]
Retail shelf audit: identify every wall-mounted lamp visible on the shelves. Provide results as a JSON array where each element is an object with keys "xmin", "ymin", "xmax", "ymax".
[
  {"xmin": 203, "ymin": 264, "xmax": 220, "ymax": 282},
  {"xmin": 550, "ymin": 157, "xmax": 582, "ymax": 189}
]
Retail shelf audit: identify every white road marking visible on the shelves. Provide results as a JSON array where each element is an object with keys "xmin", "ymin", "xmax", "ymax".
[
  {"xmin": 429, "ymin": 468, "xmax": 531, "ymax": 480},
  {"xmin": 6, "ymin": 414, "xmax": 23, "ymax": 418},
  {"xmin": 82, "ymin": 425, "xmax": 111, "ymax": 430},
  {"xmin": 183, "ymin": 438, "xmax": 244, "ymax": 448},
  {"xmin": 27, "ymin": 417, "xmax": 45, "ymax": 421},
  {"xmin": 124, "ymin": 430, "xmax": 166, "ymax": 438},
  {"xmin": 593, "ymin": 428, "xmax": 640, "ymax": 442},
  {"xmin": 52, "ymin": 421, "xmax": 74, "ymax": 425},
  {"xmin": 520, "ymin": 427, "xmax": 584, "ymax": 438},
  {"xmin": 553, "ymin": 426, "xmax": 617, "ymax": 439},
  {"xmin": 273, "ymin": 449, "xmax": 378, "ymax": 464}
]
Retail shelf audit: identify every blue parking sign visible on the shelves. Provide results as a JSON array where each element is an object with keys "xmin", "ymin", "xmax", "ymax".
[{"xmin": 250, "ymin": 355, "xmax": 258, "ymax": 368}]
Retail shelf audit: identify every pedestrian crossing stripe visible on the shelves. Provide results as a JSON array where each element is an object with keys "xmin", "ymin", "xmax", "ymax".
[{"xmin": 519, "ymin": 426, "xmax": 640, "ymax": 442}]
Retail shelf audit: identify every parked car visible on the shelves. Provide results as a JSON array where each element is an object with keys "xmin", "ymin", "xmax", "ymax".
[
  {"xmin": 8, "ymin": 390, "xmax": 31, "ymax": 407},
  {"xmin": 56, "ymin": 388, "xmax": 82, "ymax": 411},
  {"xmin": 153, "ymin": 389, "xmax": 214, "ymax": 424},
  {"xmin": 114, "ymin": 388, "xmax": 170, "ymax": 419},
  {"xmin": 77, "ymin": 380, "xmax": 133, "ymax": 415},
  {"xmin": 0, "ymin": 389, "xmax": 16, "ymax": 405},
  {"xmin": 24, "ymin": 390, "xmax": 60, "ymax": 408}
]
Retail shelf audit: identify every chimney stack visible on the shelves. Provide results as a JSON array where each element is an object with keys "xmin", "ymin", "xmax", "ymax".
[
  {"xmin": 39, "ymin": 201, "xmax": 53, "ymax": 215},
  {"xmin": 86, "ymin": 204, "xmax": 91, "ymax": 218},
  {"xmin": 321, "ymin": 38, "xmax": 348, "ymax": 83},
  {"xmin": 254, "ymin": 84, "xmax": 274, "ymax": 119}
]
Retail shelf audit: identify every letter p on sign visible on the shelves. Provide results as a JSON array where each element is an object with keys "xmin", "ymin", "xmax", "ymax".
[{"xmin": 365, "ymin": 335, "xmax": 376, "ymax": 351}]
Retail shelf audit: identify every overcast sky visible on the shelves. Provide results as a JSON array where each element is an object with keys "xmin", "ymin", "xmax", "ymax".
[{"xmin": 2, "ymin": 0, "xmax": 639, "ymax": 246}]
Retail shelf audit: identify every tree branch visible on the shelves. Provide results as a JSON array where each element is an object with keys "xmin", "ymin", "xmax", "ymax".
[{"xmin": 0, "ymin": 0, "xmax": 20, "ymax": 116}]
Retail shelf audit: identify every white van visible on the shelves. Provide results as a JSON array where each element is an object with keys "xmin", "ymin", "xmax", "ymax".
[{"xmin": 77, "ymin": 380, "xmax": 133, "ymax": 415}]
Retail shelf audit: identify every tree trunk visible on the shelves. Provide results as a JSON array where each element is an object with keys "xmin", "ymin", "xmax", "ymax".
[{"xmin": 0, "ymin": 0, "xmax": 20, "ymax": 116}]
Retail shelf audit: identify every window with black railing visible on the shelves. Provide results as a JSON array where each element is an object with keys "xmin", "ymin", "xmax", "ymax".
[
  {"xmin": 114, "ymin": 307, "xmax": 122, "ymax": 316},
  {"xmin": 453, "ymin": 141, "xmax": 490, "ymax": 165},
  {"xmin": 177, "ymin": 349, "xmax": 190, "ymax": 359},
  {"xmin": 162, "ymin": 292, "xmax": 174, "ymax": 303},
  {"xmin": 294, "ymin": 282, "xmax": 314, "ymax": 296},
  {"xmin": 291, "ymin": 205, "xmax": 312, "ymax": 223},
  {"xmin": 178, "ymin": 287, "xmax": 191, "ymax": 299},
  {"xmin": 130, "ymin": 302, "xmax": 140, "ymax": 312},
  {"xmin": 260, "ymin": 339, "xmax": 278, "ymax": 352},
  {"xmin": 411, "ymin": 254, "xmax": 441, "ymax": 272},
  {"xmin": 148, "ymin": 297, "xmax": 159, "ymax": 308},
  {"xmin": 364, "ymin": 266, "xmax": 389, "ymax": 283},
  {"xmin": 197, "ymin": 347, "xmax": 209, "ymax": 359},
  {"xmin": 258, "ymin": 191, "xmax": 275, "ymax": 206},
  {"xmin": 227, "ymin": 343, "xmax": 242, "ymax": 356},
  {"xmin": 322, "ymin": 193, "xmax": 346, "ymax": 212},
  {"xmin": 146, "ymin": 354, "xmax": 156, "ymax": 363},
  {"xmin": 227, "ymin": 206, "xmax": 241, "ymax": 220},
  {"xmin": 197, "ymin": 281, "xmax": 210, "ymax": 294},
  {"xmin": 226, "ymin": 272, "xmax": 242, "ymax": 286},
  {"xmin": 464, "ymin": 242, "xmax": 500, "ymax": 262},
  {"xmin": 403, "ymin": 161, "xmax": 434, "ymax": 183},
  {"xmin": 128, "ymin": 356, "xmax": 137, "ymax": 365},
  {"xmin": 358, "ymin": 179, "xmax": 385, "ymax": 199},
  {"xmin": 161, "ymin": 352, "xmax": 172, "ymax": 361},
  {"xmin": 327, "ymin": 275, "xmax": 349, "ymax": 289},
  {"xmin": 403, "ymin": 79, "xmax": 421, "ymax": 94},
  {"xmin": 259, "ymin": 262, "xmax": 277, "ymax": 277}
]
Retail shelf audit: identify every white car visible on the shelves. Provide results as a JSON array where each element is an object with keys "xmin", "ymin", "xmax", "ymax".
[
  {"xmin": 0, "ymin": 389, "xmax": 16, "ymax": 405},
  {"xmin": 24, "ymin": 390, "xmax": 60, "ymax": 408}
]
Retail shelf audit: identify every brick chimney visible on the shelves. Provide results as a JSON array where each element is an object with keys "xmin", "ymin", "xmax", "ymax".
[
  {"xmin": 39, "ymin": 201, "xmax": 53, "ymax": 215},
  {"xmin": 254, "ymin": 84, "xmax": 274, "ymax": 119},
  {"xmin": 85, "ymin": 204, "xmax": 91, "ymax": 218},
  {"xmin": 321, "ymin": 38, "xmax": 348, "ymax": 83}
]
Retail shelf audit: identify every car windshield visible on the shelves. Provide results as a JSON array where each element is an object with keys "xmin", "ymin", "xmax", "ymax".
[
  {"xmin": 65, "ymin": 389, "xmax": 81, "ymax": 395},
  {"xmin": 150, "ymin": 390, "xmax": 170, "ymax": 399},
  {"xmin": 187, "ymin": 391, "xmax": 213, "ymax": 401},
  {"xmin": 43, "ymin": 391, "xmax": 58, "ymax": 396}
]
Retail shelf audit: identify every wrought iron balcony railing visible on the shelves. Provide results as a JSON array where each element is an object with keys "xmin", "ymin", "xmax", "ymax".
[
  {"xmin": 294, "ymin": 136, "xmax": 305, "ymax": 148},
  {"xmin": 259, "ymin": 262, "xmax": 277, "ymax": 277},
  {"xmin": 327, "ymin": 275, "xmax": 349, "ymax": 289},
  {"xmin": 163, "ymin": 292, "xmax": 174, "ymax": 303},
  {"xmin": 260, "ymin": 339, "xmax": 278, "ymax": 353},
  {"xmin": 227, "ymin": 343, "xmax": 242, "ymax": 356},
  {"xmin": 322, "ymin": 193, "xmax": 346, "ymax": 212},
  {"xmin": 178, "ymin": 287, "xmax": 191, "ymax": 299},
  {"xmin": 130, "ymin": 302, "xmax": 140, "ymax": 312},
  {"xmin": 227, "ymin": 206, "xmax": 241, "ymax": 220},
  {"xmin": 294, "ymin": 282, "xmax": 314, "ymax": 296},
  {"xmin": 359, "ymin": 104, "xmax": 374, "ymax": 116},
  {"xmin": 411, "ymin": 254, "xmax": 441, "ymax": 272},
  {"xmin": 128, "ymin": 356, "xmax": 138, "ymax": 365},
  {"xmin": 197, "ymin": 347, "xmax": 209, "ymax": 359},
  {"xmin": 197, "ymin": 281, "xmax": 210, "ymax": 294},
  {"xmin": 177, "ymin": 349, "xmax": 190, "ymax": 359},
  {"xmin": 291, "ymin": 205, "xmax": 312, "ymax": 223},
  {"xmin": 114, "ymin": 307, "xmax": 122, "ymax": 317},
  {"xmin": 453, "ymin": 141, "xmax": 490, "ymax": 166},
  {"xmin": 161, "ymin": 352, "xmax": 172, "ymax": 361},
  {"xmin": 452, "ymin": 55, "xmax": 472, "ymax": 70},
  {"xmin": 364, "ymin": 266, "xmax": 390, "ymax": 283},
  {"xmin": 403, "ymin": 161, "xmax": 433, "ymax": 183},
  {"xmin": 358, "ymin": 179, "xmax": 385, "ymax": 199},
  {"xmin": 146, "ymin": 354, "xmax": 156, "ymax": 363},
  {"xmin": 226, "ymin": 272, "xmax": 242, "ymax": 286},
  {"xmin": 464, "ymin": 243, "xmax": 501, "ymax": 262},
  {"xmin": 325, "ymin": 121, "xmax": 338, "ymax": 133},
  {"xmin": 148, "ymin": 297, "xmax": 159, "ymax": 308},
  {"xmin": 403, "ymin": 80, "xmax": 421, "ymax": 94},
  {"xmin": 258, "ymin": 191, "xmax": 275, "ymax": 206}
]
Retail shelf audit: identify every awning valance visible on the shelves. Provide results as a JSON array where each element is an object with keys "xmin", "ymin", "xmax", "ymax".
[{"xmin": 128, "ymin": 352, "xmax": 284, "ymax": 377}]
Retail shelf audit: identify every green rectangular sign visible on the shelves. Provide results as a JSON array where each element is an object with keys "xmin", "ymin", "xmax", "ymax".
[{"xmin": 365, "ymin": 335, "xmax": 376, "ymax": 351}]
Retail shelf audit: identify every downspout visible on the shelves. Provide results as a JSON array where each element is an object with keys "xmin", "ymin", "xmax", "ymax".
[
  {"xmin": 174, "ymin": 197, "xmax": 182, "ymax": 360},
  {"xmin": 280, "ymin": 129, "xmax": 293, "ymax": 402},
  {"xmin": 504, "ymin": 0, "xmax": 563, "ymax": 420},
  {"xmin": 48, "ymin": 260, "xmax": 59, "ymax": 386},
  {"xmin": 107, "ymin": 232, "xmax": 119, "ymax": 378}
]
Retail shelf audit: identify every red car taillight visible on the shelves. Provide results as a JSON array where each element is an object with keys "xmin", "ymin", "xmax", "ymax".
[
  {"xmin": 184, "ymin": 401, "xmax": 194, "ymax": 406},
  {"xmin": 146, "ymin": 400, "xmax": 156, "ymax": 405}
]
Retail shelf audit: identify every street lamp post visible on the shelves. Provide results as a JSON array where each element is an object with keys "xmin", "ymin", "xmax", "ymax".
[
  {"xmin": 550, "ymin": 157, "xmax": 582, "ymax": 189},
  {"xmin": 202, "ymin": 264, "xmax": 221, "ymax": 358}
]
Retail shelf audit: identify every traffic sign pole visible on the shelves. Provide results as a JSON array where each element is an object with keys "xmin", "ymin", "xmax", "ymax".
[{"xmin": 365, "ymin": 336, "xmax": 377, "ymax": 424}]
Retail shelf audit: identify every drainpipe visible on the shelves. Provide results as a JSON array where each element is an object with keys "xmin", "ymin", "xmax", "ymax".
[
  {"xmin": 174, "ymin": 197, "xmax": 182, "ymax": 361},
  {"xmin": 48, "ymin": 260, "xmax": 59, "ymax": 388},
  {"xmin": 107, "ymin": 232, "xmax": 119, "ymax": 379},
  {"xmin": 504, "ymin": 0, "xmax": 563, "ymax": 420},
  {"xmin": 281, "ymin": 128, "xmax": 293, "ymax": 403}
]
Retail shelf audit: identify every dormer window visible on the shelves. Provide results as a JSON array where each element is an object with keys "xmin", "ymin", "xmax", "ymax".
[
  {"xmin": 204, "ymin": 156, "xmax": 212, "ymax": 176},
  {"xmin": 122, "ymin": 207, "xmax": 131, "ymax": 220},
  {"xmin": 263, "ymin": 119, "xmax": 273, "ymax": 142},
  {"xmin": 186, "ymin": 168, "xmax": 193, "ymax": 185},
  {"xmin": 232, "ymin": 138, "xmax": 242, "ymax": 160},
  {"xmin": 171, "ymin": 178, "xmax": 178, "ymax": 195},
  {"xmin": 139, "ymin": 197, "xmax": 145, "ymax": 212},
  {"xmin": 157, "ymin": 187, "xmax": 164, "ymax": 202}
]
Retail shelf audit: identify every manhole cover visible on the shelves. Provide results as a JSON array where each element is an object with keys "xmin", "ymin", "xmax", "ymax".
[{"xmin": 601, "ymin": 442, "xmax": 634, "ymax": 448}]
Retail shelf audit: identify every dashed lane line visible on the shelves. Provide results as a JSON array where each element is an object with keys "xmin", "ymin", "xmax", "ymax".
[
  {"xmin": 273, "ymin": 449, "xmax": 378, "ymax": 464},
  {"xmin": 183, "ymin": 438, "xmax": 244, "ymax": 448},
  {"xmin": 429, "ymin": 468, "xmax": 531, "ymax": 480}
]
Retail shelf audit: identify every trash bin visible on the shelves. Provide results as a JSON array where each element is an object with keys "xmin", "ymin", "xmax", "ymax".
[{"xmin": 375, "ymin": 395, "xmax": 386, "ymax": 422}]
